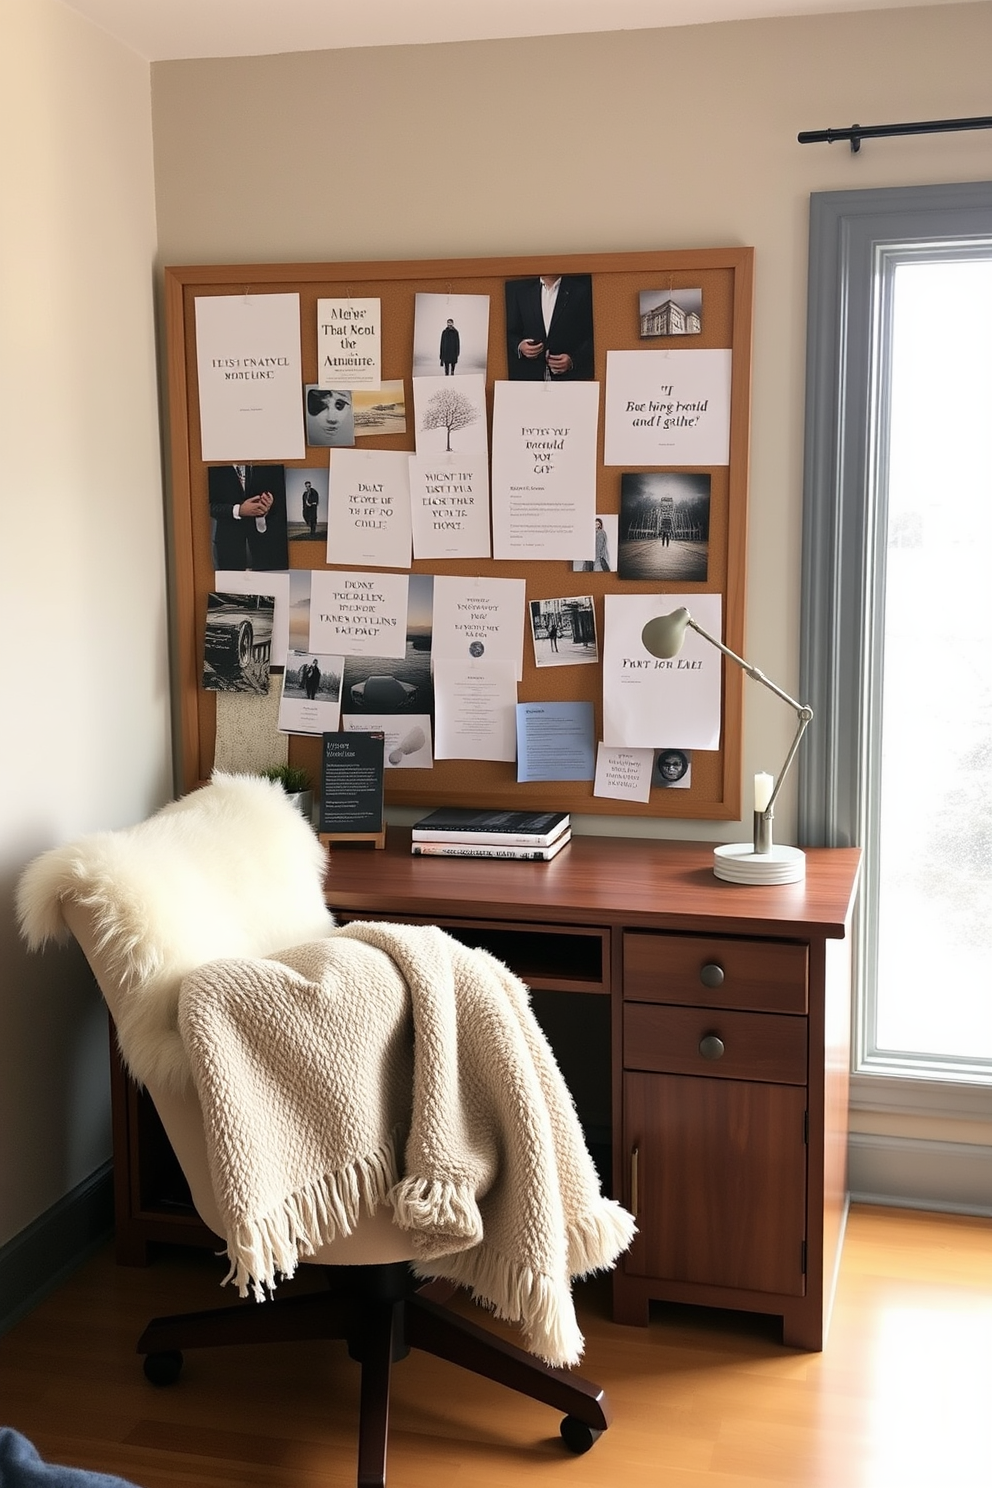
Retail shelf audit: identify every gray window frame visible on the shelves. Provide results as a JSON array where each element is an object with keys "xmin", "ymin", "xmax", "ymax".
[{"xmin": 800, "ymin": 180, "xmax": 992, "ymax": 1101}]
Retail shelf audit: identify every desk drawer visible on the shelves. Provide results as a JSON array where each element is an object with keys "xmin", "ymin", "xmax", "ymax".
[
  {"xmin": 624, "ymin": 1003, "xmax": 808, "ymax": 1085},
  {"xmin": 624, "ymin": 932, "xmax": 808, "ymax": 1014}
]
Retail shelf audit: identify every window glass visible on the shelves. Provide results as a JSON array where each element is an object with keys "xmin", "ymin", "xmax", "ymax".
[{"xmin": 876, "ymin": 258, "xmax": 992, "ymax": 1063}]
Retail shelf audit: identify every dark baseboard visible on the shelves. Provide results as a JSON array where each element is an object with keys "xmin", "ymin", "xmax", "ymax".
[{"xmin": 0, "ymin": 1162, "xmax": 114, "ymax": 1336}]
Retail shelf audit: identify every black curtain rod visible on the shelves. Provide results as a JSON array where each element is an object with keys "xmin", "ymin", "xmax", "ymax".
[{"xmin": 797, "ymin": 114, "xmax": 992, "ymax": 153}]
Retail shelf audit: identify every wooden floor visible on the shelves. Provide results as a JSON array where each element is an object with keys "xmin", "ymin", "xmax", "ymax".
[{"xmin": 1, "ymin": 1204, "xmax": 990, "ymax": 1487}]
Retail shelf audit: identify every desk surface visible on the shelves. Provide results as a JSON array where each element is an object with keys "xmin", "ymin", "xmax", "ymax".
[{"xmin": 324, "ymin": 830, "xmax": 861, "ymax": 941}]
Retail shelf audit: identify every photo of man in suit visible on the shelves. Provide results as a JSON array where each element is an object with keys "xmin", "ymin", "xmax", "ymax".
[
  {"xmin": 208, "ymin": 463, "xmax": 289, "ymax": 571},
  {"xmin": 504, "ymin": 272, "xmax": 594, "ymax": 381}
]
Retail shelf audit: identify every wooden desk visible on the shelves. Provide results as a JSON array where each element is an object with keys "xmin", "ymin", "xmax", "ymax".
[{"xmin": 111, "ymin": 830, "xmax": 860, "ymax": 1350}]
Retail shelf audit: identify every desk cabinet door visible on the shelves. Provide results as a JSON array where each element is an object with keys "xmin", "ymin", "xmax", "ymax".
[{"xmin": 622, "ymin": 1071, "xmax": 808, "ymax": 1297}]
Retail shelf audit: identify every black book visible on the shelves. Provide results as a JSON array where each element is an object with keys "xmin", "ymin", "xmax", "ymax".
[{"xmin": 411, "ymin": 808, "xmax": 569, "ymax": 847}]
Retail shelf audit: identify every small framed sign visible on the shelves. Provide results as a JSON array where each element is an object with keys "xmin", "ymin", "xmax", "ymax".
[{"xmin": 319, "ymin": 731, "xmax": 386, "ymax": 848}]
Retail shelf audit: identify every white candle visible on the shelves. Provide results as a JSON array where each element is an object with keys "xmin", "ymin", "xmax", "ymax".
[{"xmin": 754, "ymin": 772, "xmax": 774, "ymax": 813}]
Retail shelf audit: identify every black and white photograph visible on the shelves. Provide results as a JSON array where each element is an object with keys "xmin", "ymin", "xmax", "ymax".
[
  {"xmin": 286, "ymin": 467, "xmax": 328, "ymax": 544},
  {"xmin": 278, "ymin": 648, "xmax": 343, "ymax": 735},
  {"xmin": 639, "ymin": 287, "xmax": 703, "ymax": 338},
  {"xmin": 304, "ymin": 386, "xmax": 355, "ymax": 447},
  {"xmin": 414, "ymin": 374, "xmax": 487, "ymax": 457},
  {"xmin": 202, "ymin": 591, "xmax": 274, "ymax": 694},
  {"xmin": 653, "ymin": 747, "xmax": 692, "ymax": 790},
  {"xmin": 353, "ymin": 381, "xmax": 407, "ymax": 438},
  {"xmin": 208, "ymin": 463, "xmax": 288, "ymax": 571},
  {"xmin": 572, "ymin": 514, "xmax": 617, "ymax": 573},
  {"xmin": 505, "ymin": 272, "xmax": 594, "ymax": 381},
  {"xmin": 412, "ymin": 292, "xmax": 490, "ymax": 379},
  {"xmin": 618, "ymin": 472, "xmax": 711, "ymax": 582},
  {"xmin": 529, "ymin": 596, "xmax": 598, "ymax": 668}
]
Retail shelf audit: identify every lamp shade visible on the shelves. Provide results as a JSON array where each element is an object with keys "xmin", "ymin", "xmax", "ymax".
[{"xmin": 641, "ymin": 607, "xmax": 692, "ymax": 660}]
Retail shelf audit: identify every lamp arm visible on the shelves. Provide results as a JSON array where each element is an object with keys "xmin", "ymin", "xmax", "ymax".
[
  {"xmin": 685, "ymin": 617, "xmax": 808, "ymax": 716},
  {"xmin": 763, "ymin": 710, "xmax": 813, "ymax": 817},
  {"xmin": 684, "ymin": 616, "xmax": 814, "ymax": 816}
]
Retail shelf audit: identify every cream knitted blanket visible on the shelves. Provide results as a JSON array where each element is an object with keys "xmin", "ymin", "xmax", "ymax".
[{"xmin": 177, "ymin": 920, "xmax": 635, "ymax": 1367}]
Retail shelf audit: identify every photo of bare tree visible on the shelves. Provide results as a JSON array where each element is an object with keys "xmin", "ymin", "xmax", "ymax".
[{"xmin": 420, "ymin": 387, "xmax": 480, "ymax": 452}]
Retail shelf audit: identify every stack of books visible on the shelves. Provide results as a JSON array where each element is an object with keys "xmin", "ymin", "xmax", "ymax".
[{"xmin": 410, "ymin": 808, "xmax": 571, "ymax": 861}]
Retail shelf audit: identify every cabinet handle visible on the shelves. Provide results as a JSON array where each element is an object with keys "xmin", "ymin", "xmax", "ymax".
[
  {"xmin": 698, "ymin": 1034, "xmax": 725, "ymax": 1060},
  {"xmin": 699, "ymin": 962, "xmax": 725, "ymax": 988},
  {"xmin": 630, "ymin": 1146, "xmax": 639, "ymax": 1219}
]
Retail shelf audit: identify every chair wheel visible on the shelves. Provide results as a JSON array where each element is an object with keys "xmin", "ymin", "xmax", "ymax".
[
  {"xmin": 143, "ymin": 1350, "xmax": 184, "ymax": 1386},
  {"xmin": 560, "ymin": 1415, "xmax": 602, "ymax": 1454}
]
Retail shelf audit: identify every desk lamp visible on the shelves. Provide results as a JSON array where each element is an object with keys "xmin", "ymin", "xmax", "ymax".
[{"xmin": 641, "ymin": 607, "xmax": 813, "ymax": 884}]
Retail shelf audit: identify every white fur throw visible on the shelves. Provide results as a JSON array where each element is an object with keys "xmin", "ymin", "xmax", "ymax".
[
  {"xmin": 15, "ymin": 773, "xmax": 336, "ymax": 1092},
  {"xmin": 178, "ymin": 919, "xmax": 635, "ymax": 1367}
]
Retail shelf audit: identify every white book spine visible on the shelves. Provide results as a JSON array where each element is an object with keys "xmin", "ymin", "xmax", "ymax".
[{"xmin": 411, "ymin": 836, "xmax": 569, "ymax": 861}]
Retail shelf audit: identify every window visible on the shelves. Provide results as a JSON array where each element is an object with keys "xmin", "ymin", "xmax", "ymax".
[{"xmin": 800, "ymin": 182, "xmax": 992, "ymax": 1090}]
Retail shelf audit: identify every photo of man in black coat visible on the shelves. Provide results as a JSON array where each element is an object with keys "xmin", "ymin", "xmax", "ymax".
[
  {"xmin": 208, "ymin": 463, "xmax": 289, "ymax": 570},
  {"xmin": 504, "ymin": 273, "xmax": 594, "ymax": 381},
  {"xmin": 439, "ymin": 318, "xmax": 460, "ymax": 375}
]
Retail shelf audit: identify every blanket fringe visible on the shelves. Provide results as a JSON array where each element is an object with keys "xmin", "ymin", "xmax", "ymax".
[
  {"xmin": 411, "ymin": 1197, "xmax": 637, "ymax": 1368},
  {"xmin": 414, "ymin": 1245, "xmax": 586, "ymax": 1368},
  {"xmin": 567, "ymin": 1198, "xmax": 639, "ymax": 1278},
  {"xmin": 223, "ymin": 1136, "xmax": 400, "ymax": 1299},
  {"xmin": 389, "ymin": 1176, "xmax": 483, "ymax": 1251}
]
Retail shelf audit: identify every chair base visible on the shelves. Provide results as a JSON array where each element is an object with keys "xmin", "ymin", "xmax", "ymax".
[{"xmin": 137, "ymin": 1263, "xmax": 610, "ymax": 1488}]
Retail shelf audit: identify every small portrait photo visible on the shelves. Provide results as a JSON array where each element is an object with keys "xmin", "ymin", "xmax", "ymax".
[
  {"xmin": 305, "ymin": 385, "xmax": 355, "ymax": 447},
  {"xmin": 202, "ymin": 591, "xmax": 274, "ymax": 695},
  {"xmin": 572, "ymin": 513, "xmax": 618, "ymax": 573},
  {"xmin": 412, "ymin": 292, "xmax": 490, "ymax": 379},
  {"xmin": 653, "ymin": 747, "xmax": 692, "ymax": 790},
  {"xmin": 639, "ymin": 288, "xmax": 703, "ymax": 338},
  {"xmin": 277, "ymin": 648, "xmax": 343, "ymax": 736},
  {"xmin": 286, "ymin": 467, "xmax": 329, "ymax": 544},
  {"xmin": 618, "ymin": 472, "xmax": 711, "ymax": 582},
  {"xmin": 529, "ymin": 596, "xmax": 599, "ymax": 668}
]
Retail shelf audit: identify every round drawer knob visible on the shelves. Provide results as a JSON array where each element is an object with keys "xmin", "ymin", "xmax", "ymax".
[
  {"xmin": 699, "ymin": 962, "xmax": 725, "ymax": 988},
  {"xmin": 698, "ymin": 1034, "xmax": 725, "ymax": 1060}
]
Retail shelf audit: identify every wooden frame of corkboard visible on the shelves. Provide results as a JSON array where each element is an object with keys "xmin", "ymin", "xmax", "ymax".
[{"xmin": 163, "ymin": 246, "xmax": 753, "ymax": 820}]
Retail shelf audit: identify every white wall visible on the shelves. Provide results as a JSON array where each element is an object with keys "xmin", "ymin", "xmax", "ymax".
[
  {"xmin": 0, "ymin": 0, "xmax": 170, "ymax": 1245},
  {"xmin": 149, "ymin": 1, "xmax": 992, "ymax": 843}
]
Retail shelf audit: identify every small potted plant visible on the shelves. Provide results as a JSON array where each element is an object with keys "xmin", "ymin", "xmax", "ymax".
[{"xmin": 261, "ymin": 764, "xmax": 314, "ymax": 823}]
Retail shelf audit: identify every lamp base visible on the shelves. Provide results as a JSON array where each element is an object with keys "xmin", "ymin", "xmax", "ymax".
[{"xmin": 713, "ymin": 841, "xmax": 806, "ymax": 885}]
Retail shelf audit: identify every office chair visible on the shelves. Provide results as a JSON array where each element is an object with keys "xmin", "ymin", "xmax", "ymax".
[{"xmin": 17, "ymin": 775, "xmax": 612, "ymax": 1488}]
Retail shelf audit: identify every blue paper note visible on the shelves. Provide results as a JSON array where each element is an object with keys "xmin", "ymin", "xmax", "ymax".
[{"xmin": 516, "ymin": 701, "xmax": 596, "ymax": 782}]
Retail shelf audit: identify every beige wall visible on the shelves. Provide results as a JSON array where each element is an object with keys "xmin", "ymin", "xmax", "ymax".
[
  {"xmin": 151, "ymin": 3, "xmax": 992, "ymax": 841},
  {"xmin": 0, "ymin": 0, "xmax": 170, "ymax": 1244}
]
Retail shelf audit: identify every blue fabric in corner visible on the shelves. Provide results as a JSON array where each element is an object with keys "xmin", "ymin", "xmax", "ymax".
[{"xmin": 0, "ymin": 1431, "xmax": 141, "ymax": 1488}]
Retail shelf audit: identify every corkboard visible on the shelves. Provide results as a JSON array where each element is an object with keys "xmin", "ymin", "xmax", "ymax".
[{"xmin": 163, "ymin": 247, "xmax": 753, "ymax": 819}]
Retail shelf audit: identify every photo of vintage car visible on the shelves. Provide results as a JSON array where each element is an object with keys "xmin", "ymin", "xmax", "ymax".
[{"xmin": 204, "ymin": 592, "xmax": 274, "ymax": 683}]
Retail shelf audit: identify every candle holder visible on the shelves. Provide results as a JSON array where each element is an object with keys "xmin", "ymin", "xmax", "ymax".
[
  {"xmin": 641, "ymin": 607, "xmax": 812, "ymax": 885},
  {"xmin": 754, "ymin": 808, "xmax": 773, "ymax": 855}
]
